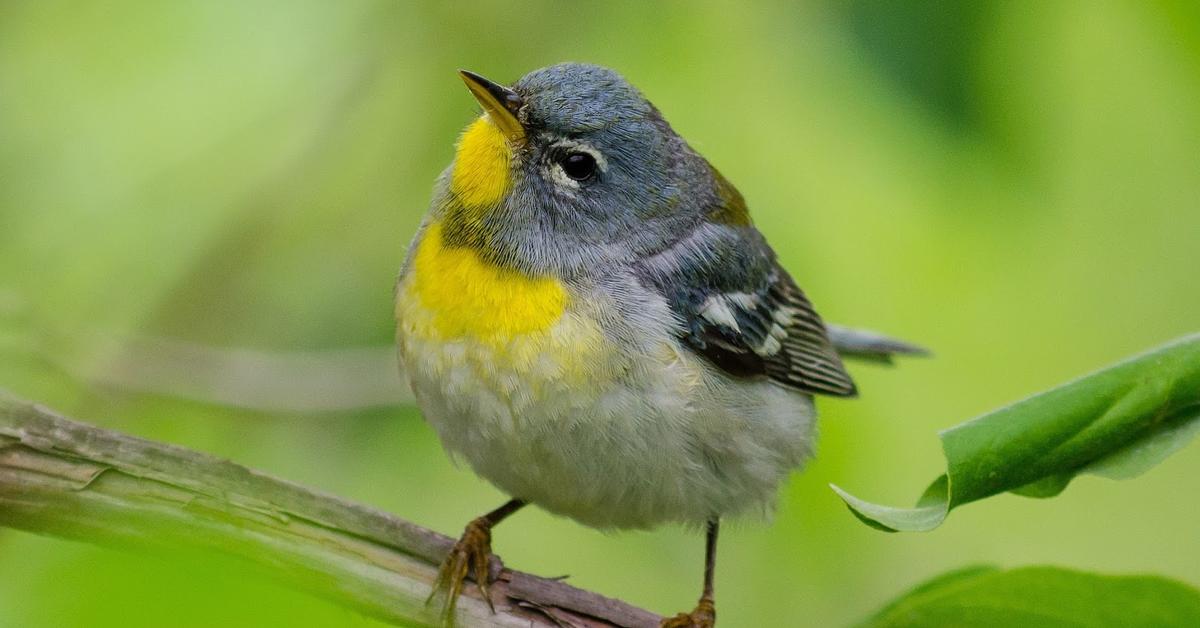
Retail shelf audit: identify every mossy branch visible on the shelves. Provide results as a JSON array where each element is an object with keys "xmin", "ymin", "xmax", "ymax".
[{"xmin": 0, "ymin": 393, "xmax": 661, "ymax": 628}]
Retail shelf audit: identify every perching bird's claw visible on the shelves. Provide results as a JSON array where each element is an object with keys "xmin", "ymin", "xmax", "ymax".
[
  {"xmin": 660, "ymin": 597, "xmax": 716, "ymax": 628},
  {"xmin": 427, "ymin": 516, "xmax": 497, "ymax": 625}
]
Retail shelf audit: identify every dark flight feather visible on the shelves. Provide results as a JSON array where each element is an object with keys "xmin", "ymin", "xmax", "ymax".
[{"xmin": 636, "ymin": 224, "xmax": 857, "ymax": 398}]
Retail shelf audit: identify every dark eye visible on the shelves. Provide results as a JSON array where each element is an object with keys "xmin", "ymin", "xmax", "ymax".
[{"xmin": 559, "ymin": 151, "xmax": 597, "ymax": 181}]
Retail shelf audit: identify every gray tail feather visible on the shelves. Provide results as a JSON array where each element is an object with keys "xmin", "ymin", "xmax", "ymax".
[{"xmin": 824, "ymin": 324, "xmax": 930, "ymax": 365}]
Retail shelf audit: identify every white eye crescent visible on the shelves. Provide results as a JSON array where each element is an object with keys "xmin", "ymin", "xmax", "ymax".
[{"xmin": 548, "ymin": 140, "xmax": 607, "ymax": 190}]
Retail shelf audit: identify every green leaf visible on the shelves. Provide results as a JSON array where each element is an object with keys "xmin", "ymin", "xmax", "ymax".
[
  {"xmin": 862, "ymin": 566, "xmax": 1200, "ymax": 628},
  {"xmin": 832, "ymin": 334, "xmax": 1200, "ymax": 532}
]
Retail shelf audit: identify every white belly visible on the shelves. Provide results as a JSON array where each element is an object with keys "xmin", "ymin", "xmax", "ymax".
[{"xmin": 398, "ymin": 294, "xmax": 816, "ymax": 530}]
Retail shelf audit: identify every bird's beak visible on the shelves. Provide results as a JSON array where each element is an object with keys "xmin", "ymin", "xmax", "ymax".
[{"xmin": 458, "ymin": 69, "xmax": 525, "ymax": 143}]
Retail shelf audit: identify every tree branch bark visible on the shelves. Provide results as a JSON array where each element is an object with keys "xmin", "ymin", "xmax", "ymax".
[{"xmin": 0, "ymin": 392, "xmax": 661, "ymax": 628}]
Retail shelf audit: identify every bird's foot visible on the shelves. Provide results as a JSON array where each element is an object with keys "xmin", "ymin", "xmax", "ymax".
[
  {"xmin": 428, "ymin": 515, "xmax": 497, "ymax": 625},
  {"xmin": 660, "ymin": 597, "xmax": 716, "ymax": 628}
]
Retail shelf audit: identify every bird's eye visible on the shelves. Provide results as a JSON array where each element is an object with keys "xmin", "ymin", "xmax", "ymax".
[{"xmin": 559, "ymin": 152, "xmax": 597, "ymax": 181}]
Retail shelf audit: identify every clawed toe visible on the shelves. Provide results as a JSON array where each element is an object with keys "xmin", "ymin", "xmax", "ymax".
[
  {"xmin": 428, "ymin": 517, "xmax": 496, "ymax": 625},
  {"xmin": 660, "ymin": 598, "xmax": 715, "ymax": 628}
]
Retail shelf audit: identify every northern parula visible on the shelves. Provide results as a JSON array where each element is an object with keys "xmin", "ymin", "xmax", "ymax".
[{"xmin": 395, "ymin": 63, "xmax": 920, "ymax": 627}]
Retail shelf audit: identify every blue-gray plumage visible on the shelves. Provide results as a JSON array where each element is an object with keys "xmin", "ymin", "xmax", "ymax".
[
  {"xmin": 396, "ymin": 63, "xmax": 919, "ymax": 627},
  {"xmin": 448, "ymin": 64, "xmax": 856, "ymax": 397}
]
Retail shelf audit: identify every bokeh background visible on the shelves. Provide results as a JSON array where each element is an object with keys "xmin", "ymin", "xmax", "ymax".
[{"xmin": 1, "ymin": 1, "xmax": 1198, "ymax": 626}]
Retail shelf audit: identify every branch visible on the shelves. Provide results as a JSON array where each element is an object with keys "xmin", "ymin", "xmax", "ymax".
[{"xmin": 0, "ymin": 392, "xmax": 661, "ymax": 628}]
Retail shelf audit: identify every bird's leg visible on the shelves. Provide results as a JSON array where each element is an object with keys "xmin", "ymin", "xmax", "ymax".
[
  {"xmin": 661, "ymin": 518, "xmax": 719, "ymax": 628},
  {"xmin": 428, "ymin": 498, "xmax": 526, "ymax": 625}
]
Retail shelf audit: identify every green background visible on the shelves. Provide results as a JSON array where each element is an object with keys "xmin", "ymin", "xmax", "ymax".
[{"xmin": 1, "ymin": 1, "xmax": 1198, "ymax": 626}]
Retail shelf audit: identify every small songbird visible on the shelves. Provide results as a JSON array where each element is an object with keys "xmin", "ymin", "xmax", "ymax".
[{"xmin": 395, "ymin": 63, "xmax": 921, "ymax": 627}]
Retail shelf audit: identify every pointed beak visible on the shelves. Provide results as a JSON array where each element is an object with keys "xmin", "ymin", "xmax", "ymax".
[{"xmin": 458, "ymin": 69, "xmax": 525, "ymax": 142}]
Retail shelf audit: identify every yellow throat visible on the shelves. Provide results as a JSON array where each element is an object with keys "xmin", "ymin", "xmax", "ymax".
[{"xmin": 450, "ymin": 115, "xmax": 513, "ymax": 209}]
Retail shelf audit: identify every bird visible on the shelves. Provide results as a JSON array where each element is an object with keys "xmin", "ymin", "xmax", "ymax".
[{"xmin": 395, "ymin": 63, "xmax": 923, "ymax": 627}]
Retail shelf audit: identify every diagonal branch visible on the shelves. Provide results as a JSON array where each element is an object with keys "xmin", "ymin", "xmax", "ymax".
[{"xmin": 0, "ymin": 392, "xmax": 661, "ymax": 628}]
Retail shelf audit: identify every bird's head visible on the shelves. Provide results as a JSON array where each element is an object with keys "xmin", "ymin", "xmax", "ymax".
[{"xmin": 434, "ymin": 63, "xmax": 746, "ymax": 275}]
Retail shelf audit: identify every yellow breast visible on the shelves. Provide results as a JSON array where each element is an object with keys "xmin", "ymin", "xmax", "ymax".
[
  {"xmin": 400, "ymin": 221, "xmax": 567, "ymax": 343},
  {"xmin": 396, "ymin": 221, "xmax": 618, "ymax": 391}
]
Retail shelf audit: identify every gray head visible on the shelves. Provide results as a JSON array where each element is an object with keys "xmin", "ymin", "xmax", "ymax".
[{"xmin": 437, "ymin": 63, "xmax": 739, "ymax": 276}]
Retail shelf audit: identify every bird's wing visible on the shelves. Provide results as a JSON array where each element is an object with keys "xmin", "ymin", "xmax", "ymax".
[{"xmin": 635, "ymin": 223, "xmax": 857, "ymax": 398}]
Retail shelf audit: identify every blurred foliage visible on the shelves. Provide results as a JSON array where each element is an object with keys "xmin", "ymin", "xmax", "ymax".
[
  {"xmin": 1, "ymin": 1, "xmax": 1199, "ymax": 626},
  {"xmin": 863, "ymin": 565, "xmax": 1200, "ymax": 628}
]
